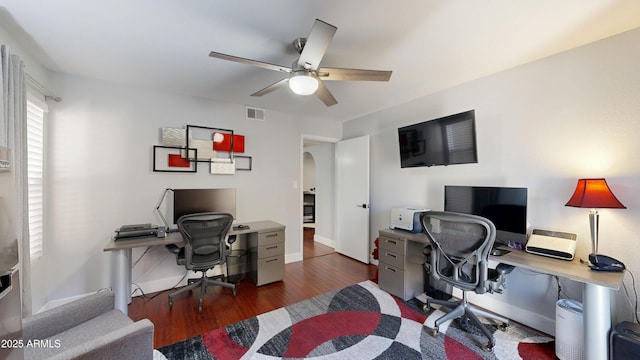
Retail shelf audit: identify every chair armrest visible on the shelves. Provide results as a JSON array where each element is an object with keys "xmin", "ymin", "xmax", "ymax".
[
  {"xmin": 23, "ymin": 290, "xmax": 114, "ymax": 341},
  {"xmin": 495, "ymin": 263, "xmax": 515, "ymax": 275},
  {"xmin": 47, "ymin": 319, "xmax": 154, "ymax": 360}
]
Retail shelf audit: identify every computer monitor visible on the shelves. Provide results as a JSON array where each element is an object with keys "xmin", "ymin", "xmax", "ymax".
[
  {"xmin": 444, "ymin": 185, "xmax": 528, "ymax": 247},
  {"xmin": 172, "ymin": 188, "xmax": 236, "ymax": 223}
]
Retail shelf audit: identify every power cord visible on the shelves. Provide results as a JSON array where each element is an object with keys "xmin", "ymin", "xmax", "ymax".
[
  {"xmin": 131, "ymin": 247, "xmax": 151, "ymax": 268},
  {"xmin": 553, "ymin": 275, "xmax": 570, "ymax": 300},
  {"xmin": 622, "ymin": 269, "xmax": 639, "ymax": 323},
  {"xmin": 130, "ymin": 271, "xmax": 189, "ymax": 301}
]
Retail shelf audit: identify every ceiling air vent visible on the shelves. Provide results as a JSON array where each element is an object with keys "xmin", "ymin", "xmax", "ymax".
[{"xmin": 246, "ymin": 106, "xmax": 265, "ymax": 121}]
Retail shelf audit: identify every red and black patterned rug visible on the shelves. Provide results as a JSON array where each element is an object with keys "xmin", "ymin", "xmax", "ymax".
[{"xmin": 157, "ymin": 281, "xmax": 555, "ymax": 359}]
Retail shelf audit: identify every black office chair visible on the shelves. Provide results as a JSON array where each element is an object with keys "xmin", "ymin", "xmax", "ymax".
[
  {"xmin": 421, "ymin": 211, "xmax": 514, "ymax": 353},
  {"xmin": 168, "ymin": 212, "xmax": 235, "ymax": 313}
]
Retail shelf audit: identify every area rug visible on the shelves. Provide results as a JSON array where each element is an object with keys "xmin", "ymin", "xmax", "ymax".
[{"xmin": 157, "ymin": 281, "xmax": 555, "ymax": 359}]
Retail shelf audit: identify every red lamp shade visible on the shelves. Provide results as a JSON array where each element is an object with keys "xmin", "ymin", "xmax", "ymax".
[{"xmin": 565, "ymin": 178, "xmax": 626, "ymax": 209}]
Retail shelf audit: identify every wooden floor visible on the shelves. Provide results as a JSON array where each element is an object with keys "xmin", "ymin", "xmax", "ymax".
[
  {"xmin": 303, "ymin": 227, "xmax": 334, "ymax": 258},
  {"xmin": 128, "ymin": 231, "xmax": 375, "ymax": 349}
]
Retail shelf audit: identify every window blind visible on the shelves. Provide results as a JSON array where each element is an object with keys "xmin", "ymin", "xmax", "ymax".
[{"xmin": 27, "ymin": 100, "xmax": 45, "ymax": 261}]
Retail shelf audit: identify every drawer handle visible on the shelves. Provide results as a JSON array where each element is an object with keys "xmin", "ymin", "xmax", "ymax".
[
  {"xmin": 386, "ymin": 239, "xmax": 397, "ymax": 245},
  {"xmin": 385, "ymin": 266, "xmax": 397, "ymax": 273},
  {"xmin": 266, "ymin": 258, "xmax": 279, "ymax": 263},
  {"xmin": 385, "ymin": 252, "xmax": 397, "ymax": 259},
  {"xmin": 266, "ymin": 246, "xmax": 278, "ymax": 250},
  {"xmin": 266, "ymin": 234, "xmax": 278, "ymax": 238}
]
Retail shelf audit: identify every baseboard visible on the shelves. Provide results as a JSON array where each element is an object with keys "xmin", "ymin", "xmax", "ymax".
[
  {"xmin": 37, "ymin": 292, "xmax": 94, "ymax": 314},
  {"xmin": 314, "ymin": 234, "xmax": 335, "ymax": 248},
  {"xmin": 286, "ymin": 252, "xmax": 303, "ymax": 263}
]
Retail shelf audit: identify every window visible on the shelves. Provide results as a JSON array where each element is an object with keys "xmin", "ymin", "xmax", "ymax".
[
  {"xmin": 444, "ymin": 119, "xmax": 475, "ymax": 164},
  {"xmin": 27, "ymin": 97, "xmax": 47, "ymax": 261}
]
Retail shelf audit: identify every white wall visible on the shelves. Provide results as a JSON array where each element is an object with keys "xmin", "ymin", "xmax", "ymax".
[
  {"xmin": 38, "ymin": 73, "xmax": 341, "ymax": 307},
  {"xmin": 344, "ymin": 28, "xmax": 640, "ymax": 334},
  {"xmin": 302, "ymin": 152, "xmax": 315, "ymax": 192}
]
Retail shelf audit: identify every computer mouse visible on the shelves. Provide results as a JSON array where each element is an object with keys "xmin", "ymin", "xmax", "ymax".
[{"xmin": 491, "ymin": 248, "xmax": 507, "ymax": 256}]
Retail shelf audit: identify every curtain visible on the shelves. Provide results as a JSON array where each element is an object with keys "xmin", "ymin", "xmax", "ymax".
[{"xmin": 1, "ymin": 44, "xmax": 31, "ymax": 316}]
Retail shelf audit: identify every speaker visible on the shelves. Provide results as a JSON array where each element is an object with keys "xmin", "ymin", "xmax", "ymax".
[{"xmin": 610, "ymin": 321, "xmax": 640, "ymax": 360}]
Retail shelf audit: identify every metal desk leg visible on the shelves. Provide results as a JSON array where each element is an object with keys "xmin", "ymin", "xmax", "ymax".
[
  {"xmin": 112, "ymin": 248, "xmax": 132, "ymax": 315},
  {"xmin": 583, "ymin": 282, "xmax": 611, "ymax": 360}
]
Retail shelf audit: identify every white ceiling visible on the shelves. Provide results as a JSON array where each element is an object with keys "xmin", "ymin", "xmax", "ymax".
[{"xmin": 2, "ymin": 0, "xmax": 640, "ymax": 122}]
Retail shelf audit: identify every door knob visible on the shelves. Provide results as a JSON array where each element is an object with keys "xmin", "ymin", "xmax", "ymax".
[{"xmin": 357, "ymin": 204, "xmax": 368, "ymax": 208}]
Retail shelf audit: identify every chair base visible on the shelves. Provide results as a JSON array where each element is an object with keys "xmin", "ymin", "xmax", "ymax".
[
  {"xmin": 426, "ymin": 292, "xmax": 509, "ymax": 353},
  {"xmin": 168, "ymin": 272, "xmax": 236, "ymax": 313}
]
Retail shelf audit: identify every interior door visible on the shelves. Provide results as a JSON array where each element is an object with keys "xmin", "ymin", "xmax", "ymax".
[{"xmin": 335, "ymin": 135, "xmax": 370, "ymax": 263}]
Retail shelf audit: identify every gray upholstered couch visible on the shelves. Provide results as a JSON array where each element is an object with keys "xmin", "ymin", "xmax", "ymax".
[{"xmin": 23, "ymin": 290, "xmax": 154, "ymax": 360}]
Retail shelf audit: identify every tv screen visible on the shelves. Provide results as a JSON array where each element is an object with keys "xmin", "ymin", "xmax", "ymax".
[
  {"xmin": 398, "ymin": 110, "xmax": 477, "ymax": 168},
  {"xmin": 173, "ymin": 188, "xmax": 236, "ymax": 223},
  {"xmin": 444, "ymin": 185, "xmax": 528, "ymax": 246}
]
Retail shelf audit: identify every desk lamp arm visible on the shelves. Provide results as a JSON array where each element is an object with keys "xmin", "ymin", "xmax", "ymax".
[{"xmin": 155, "ymin": 188, "xmax": 173, "ymax": 229}]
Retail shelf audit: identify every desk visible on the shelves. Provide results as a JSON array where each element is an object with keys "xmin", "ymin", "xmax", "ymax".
[
  {"xmin": 378, "ymin": 228, "xmax": 624, "ymax": 360},
  {"xmin": 104, "ymin": 220, "xmax": 285, "ymax": 315}
]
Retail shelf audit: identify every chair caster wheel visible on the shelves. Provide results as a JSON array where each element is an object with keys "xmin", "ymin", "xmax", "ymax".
[
  {"xmin": 481, "ymin": 343, "xmax": 494, "ymax": 353},
  {"xmin": 425, "ymin": 326, "xmax": 438, "ymax": 337},
  {"xmin": 459, "ymin": 316, "xmax": 471, "ymax": 332},
  {"xmin": 421, "ymin": 302, "xmax": 431, "ymax": 313},
  {"xmin": 232, "ymin": 289, "xmax": 237, "ymax": 297},
  {"xmin": 498, "ymin": 323, "xmax": 509, "ymax": 332}
]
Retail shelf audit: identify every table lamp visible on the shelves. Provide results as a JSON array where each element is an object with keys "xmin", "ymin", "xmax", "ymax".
[{"xmin": 565, "ymin": 178, "xmax": 626, "ymax": 255}]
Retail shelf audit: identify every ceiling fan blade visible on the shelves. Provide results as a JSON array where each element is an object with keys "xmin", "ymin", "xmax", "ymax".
[
  {"xmin": 297, "ymin": 19, "xmax": 337, "ymax": 70},
  {"xmin": 318, "ymin": 67, "xmax": 392, "ymax": 81},
  {"xmin": 314, "ymin": 79, "xmax": 337, "ymax": 107},
  {"xmin": 251, "ymin": 78, "xmax": 289, "ymax": 97},
  {"xmin": 209, "ymin": 51, "xmax": 292, "ymax": 73}
]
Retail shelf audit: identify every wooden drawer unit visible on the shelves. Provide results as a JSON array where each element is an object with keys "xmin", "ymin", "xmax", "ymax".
[
  {"xmin": 259, "ymin": 230, "xmax": 284, "ymax": 246},
  {"xmin": 378, "ymin": 229, "xmax": 427, "ymax": 300},
  {"xmin": 248, "ymin": 229, "xmax": 285, "ymax": 286},
  {"xmin": 379, "ymin": 249, "xmax": 405, "ymax": 270},
  {"xmin": 379, "ymin": 235, "xmax": 406, "ymax": 254},
  {"xmin": 253, "ymin": 255, "xmax": 285, "ymax": 286},
  {"xmin": 258, "ymin": 242, "xmax": 284, "ymax": 258}
]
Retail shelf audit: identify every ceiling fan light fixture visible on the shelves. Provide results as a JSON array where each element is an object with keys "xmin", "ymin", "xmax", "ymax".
[{"xmin": 289, "ymin": 72, "xmax": 318, "ymax": 96}]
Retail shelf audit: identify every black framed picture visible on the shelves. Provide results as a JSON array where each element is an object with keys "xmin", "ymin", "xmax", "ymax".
[
  {"xmin": 185, "ymin": 125, "xmax": 234, "ymax": 163},
  {"xmin": 235, "ymin": 155, "xmax": 252, "ymax": 171},
  {"xmin": 153, "ymin": 145, "xmax": 197, "ymax": 172}
]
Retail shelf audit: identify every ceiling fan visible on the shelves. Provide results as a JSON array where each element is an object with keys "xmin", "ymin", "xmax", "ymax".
[{"xmin": 208, "ymin": 19, "xmax": 392, "ymax": 107}]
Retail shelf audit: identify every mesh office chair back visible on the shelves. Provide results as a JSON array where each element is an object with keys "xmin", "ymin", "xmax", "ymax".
[
  {"xmin": 178, "ymin": 212, "xmax": 234, "ymax": 271},
  {"xmin": 422, "ymin": 211, "xmax": 495, "ymax": 292},
  {"xmin": 169, "ymin": 212, "xmax": 235, "ymax": 312}
]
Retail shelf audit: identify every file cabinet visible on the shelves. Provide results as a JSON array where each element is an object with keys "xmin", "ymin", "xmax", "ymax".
[
  {"xmin": 378, "ymin": 228, "xmax": 426, "ymax": 300},
  {"xmin": 248, "ymin": 226, "xmax": 285, "ymax": 286}
]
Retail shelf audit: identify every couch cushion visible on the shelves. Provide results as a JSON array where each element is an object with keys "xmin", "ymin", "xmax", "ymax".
[{"xmin": 25, "ymin": 309, "xmax": 133, "ymax": 359}]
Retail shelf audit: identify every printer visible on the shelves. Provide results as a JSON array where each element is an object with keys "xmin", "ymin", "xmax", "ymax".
[{"xmin": 390, "ymin": 207, "xmax": 428, "ymax": 233}]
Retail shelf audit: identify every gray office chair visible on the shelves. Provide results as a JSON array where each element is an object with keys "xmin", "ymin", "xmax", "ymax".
[
  {"xmin": 168, "ymin": 212, "xmax": 236, "ymax": 313},
  {"xmin": 421, "ymin": 211, "xmax": 514, "ymax": 353}
]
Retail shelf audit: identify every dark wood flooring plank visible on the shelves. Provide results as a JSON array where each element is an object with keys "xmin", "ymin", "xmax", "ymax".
[{"xmin": 128, "ymin": 252, "xmax": 376, "ymax": 348}]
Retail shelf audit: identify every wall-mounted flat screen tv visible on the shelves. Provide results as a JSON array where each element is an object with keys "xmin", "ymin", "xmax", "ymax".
[{"xmin": 398, "ymin": 110, "xmax": 477, "ymax": 168}]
